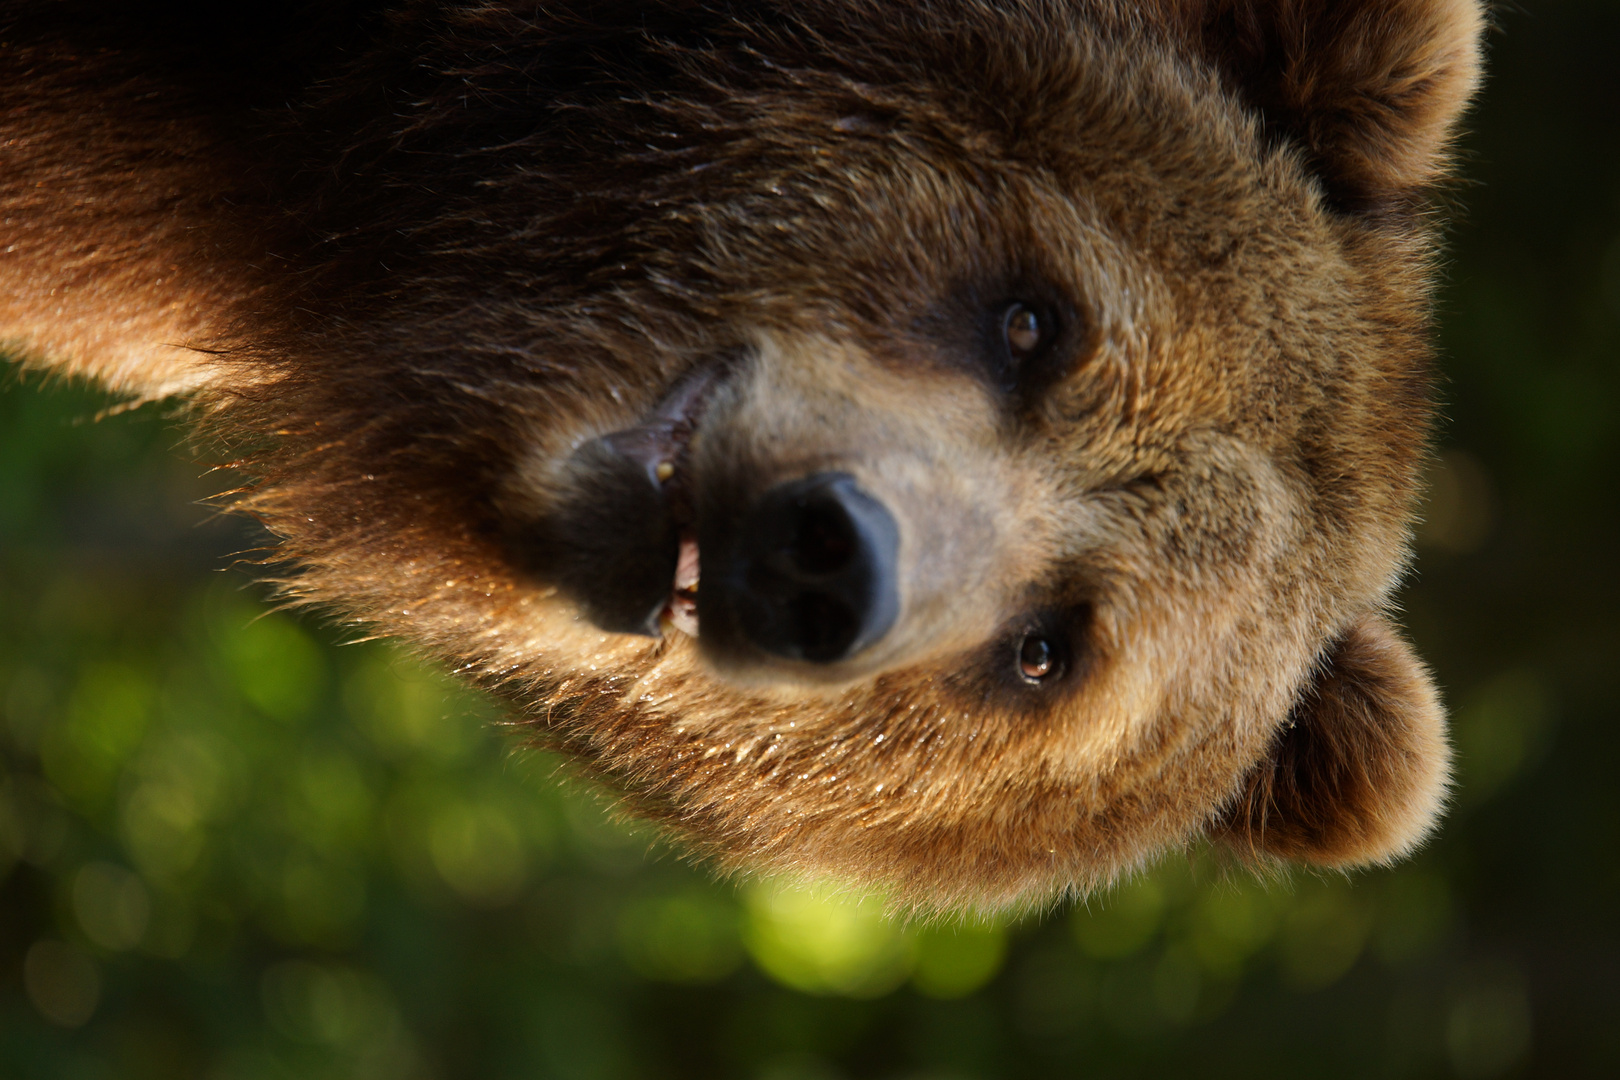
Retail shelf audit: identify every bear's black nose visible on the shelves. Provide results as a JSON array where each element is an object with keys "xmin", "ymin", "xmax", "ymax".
[{"xmin": 719, "ymin": 472, "xmax": 900, "ymax": 664}]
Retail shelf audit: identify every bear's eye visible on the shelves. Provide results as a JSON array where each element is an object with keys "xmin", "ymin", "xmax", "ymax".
[
  {"xmin": 1017, "ymin": 635, "xmax": 1058, "ymax": 682},
  {"xmin": 986, "ymin": 300, "xmax": 1062, "ymax": 393},
  {"xmin": 1003, "ymin": 303, "xmax": 1046, "ymax": 358}
]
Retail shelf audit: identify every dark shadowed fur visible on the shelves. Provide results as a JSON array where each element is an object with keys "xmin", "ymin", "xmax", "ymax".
[{"xmin": 0, "ymin": 0, "xmax": 1484, "ymax": 912}]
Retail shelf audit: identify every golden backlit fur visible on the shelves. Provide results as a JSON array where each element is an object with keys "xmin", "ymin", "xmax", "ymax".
[
  {"xmin": 0, "ymin": 36, "xmax": 255, "ymax": 396},
  {"xmin": 0, "ymin": 0, "xmax": 1483, "ymax": 912}
]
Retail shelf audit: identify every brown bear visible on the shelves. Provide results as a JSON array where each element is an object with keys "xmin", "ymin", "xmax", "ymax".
[{"xmin": 0, "ymin": 0, "xmax": 1484, "ymax": 912}]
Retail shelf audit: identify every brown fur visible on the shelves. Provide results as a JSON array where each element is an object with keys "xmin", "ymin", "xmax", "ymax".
[
  {"xmin": 0, "ymin": 0, "xmax": 1483, "ymax": 912},
  {"xmin": 1215, "ymin": 614, "xmax": 1450, "ymax": 865}
]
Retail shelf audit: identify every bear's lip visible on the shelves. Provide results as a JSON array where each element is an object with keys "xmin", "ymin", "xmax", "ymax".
[{"xmin": 593, "ymin": 359, "xmax": 730, "ymax": 637}]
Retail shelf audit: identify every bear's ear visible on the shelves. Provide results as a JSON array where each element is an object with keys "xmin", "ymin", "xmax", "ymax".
[
  {"xmin": 1213, "ymin": 614, "xmax": 1451, "ymax": 866},
  {"xmin": 1170, "ymin": 0, "xmax": 1486, "ymax": 213}
]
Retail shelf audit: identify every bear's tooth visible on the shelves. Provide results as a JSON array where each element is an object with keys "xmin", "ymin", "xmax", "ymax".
[{"xmin": 667, "ymin": 593, "xmax": 699, "ymax": 638}]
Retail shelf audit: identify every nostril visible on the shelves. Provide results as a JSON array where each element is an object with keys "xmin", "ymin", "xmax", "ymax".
[
  {"xmin": 784, "ymin": 497, "xmax": 858, "ymax": 577},
  {"xmin": 789, "ymin": 593, "xmax": 859, "ymax": 663}
]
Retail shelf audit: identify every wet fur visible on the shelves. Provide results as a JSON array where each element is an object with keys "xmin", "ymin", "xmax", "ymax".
[{"xmin": 0, "ymin": 0, "xmax": 1482, "ymax": 911}]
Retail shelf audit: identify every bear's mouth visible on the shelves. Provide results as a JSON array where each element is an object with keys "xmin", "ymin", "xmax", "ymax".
[
  {"xmin": 666, "ymin": 532, "xmax": 701, "ymax": 638},
  {"xmin": 625, "ymin": 364, "xmax": 727, "ymax": 638},
  {"xmin": 548, "ymin": 359, "xmax": 728, "ymax": 639}
]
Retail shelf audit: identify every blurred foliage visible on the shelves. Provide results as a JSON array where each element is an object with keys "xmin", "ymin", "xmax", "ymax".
[{"xmin": 2, "ymin": 2, "xmax": 1618, "ymax": 1076}]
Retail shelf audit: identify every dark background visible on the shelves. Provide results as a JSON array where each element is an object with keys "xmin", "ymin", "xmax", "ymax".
[{"xmin": 1, "ymin": 2, "xmax": 1615, "ymax": 1076}]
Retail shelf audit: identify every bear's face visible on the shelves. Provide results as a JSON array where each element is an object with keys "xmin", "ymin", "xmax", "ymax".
[{"xmin": 195, "ymin": 0, "xmax": 1481, "ymax": 910}]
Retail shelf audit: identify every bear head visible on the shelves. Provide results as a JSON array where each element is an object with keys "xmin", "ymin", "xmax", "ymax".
[{"xmin": 194, "ymin": 0, "xmax": 1485, "ymax": 911}]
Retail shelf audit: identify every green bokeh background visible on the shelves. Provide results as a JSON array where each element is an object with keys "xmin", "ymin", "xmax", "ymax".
[{"xmin": 2, "ymin": 4, "xmax": 1616, "ymax": 1076}]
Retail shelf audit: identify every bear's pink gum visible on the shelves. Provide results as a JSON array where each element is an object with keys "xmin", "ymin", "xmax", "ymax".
[{"xmin": 664, "ymin": 534, "xmax": 701, "ymax": 637}]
